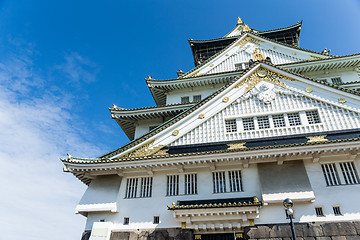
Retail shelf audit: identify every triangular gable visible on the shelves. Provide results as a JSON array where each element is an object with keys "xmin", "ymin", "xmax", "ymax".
[
  {"xmin": 106, "ymin": 63, "xmax": 360, "ymax": 160},
  {"xmin": 181, "ymin": 33, "xmax": 329, "ymax": 79}
]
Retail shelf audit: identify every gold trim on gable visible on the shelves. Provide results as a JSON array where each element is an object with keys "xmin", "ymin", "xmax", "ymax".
[
  {"xmin": 227, "ymin": 142, "xmax": 247, "ymax": 150},
  {"xmin": 307, "ymin": 135, "xmax": 328, "ymax": 143},
  {"xmin": 234, "ymin": 67, "xmax": 290, "ymax": 92}
]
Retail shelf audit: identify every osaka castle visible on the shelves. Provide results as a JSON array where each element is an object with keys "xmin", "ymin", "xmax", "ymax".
[{"xmin": 62, "ymin": 17, "xmax": 360, "ymax": 240}]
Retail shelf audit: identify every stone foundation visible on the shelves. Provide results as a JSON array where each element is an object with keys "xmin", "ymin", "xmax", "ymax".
[
  {"xmin": 110, "ymin": 228, "xmax": 193, "ymax": 240},
  {"xmin": 244, "ymin": 221, "xmax": 360, "ymax": 240},
  {"xmin": 81, "ymin": 222, "xmax": 360, "ymax": 240}
]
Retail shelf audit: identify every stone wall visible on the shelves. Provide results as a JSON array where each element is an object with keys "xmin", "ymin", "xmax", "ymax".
[
  {"xmin": 244, "ymin": 221, "xmax": 360, "ymax": 240},
  {"xmin": 110, "ymin": 228, "xmax": 193, "ymax": 240}
]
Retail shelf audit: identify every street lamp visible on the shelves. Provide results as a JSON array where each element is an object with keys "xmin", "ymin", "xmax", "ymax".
[{"xmin": 283, "ymin": 198, "xmax": 297, "ymax": 240}]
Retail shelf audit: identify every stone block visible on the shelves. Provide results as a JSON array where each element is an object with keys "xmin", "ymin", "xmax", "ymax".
[
  {"xmin": 322, "ymin": 222, "xmax": 357, "ymax": 236},
  {"xmin": 331, "ymin": 236, "xmax": 347, "ymax": 240},
  {"xmin": 352, "ymin": 222, "xmax": 360, "ymax": 235},
  {"xmin": 301, "ymin": 237, "xmax": 316, "ymax": 240},
  {"xmin": 315, "ymin": 237, "xmax": 331, "ymax": 240},
  {"xmin": 245, "ymin": 225, "xmax": 271, "ymax": 239},
  {"xmin": 270, "ymin": 224, "xmax": 292, "ymax": 238},
  {"xmin": 346, "ymin": 236, "xmax": 360, "ymax": 240},
  {"xmin": 110, "ymin": 232, "xmax": 131, "ymax": 240},
  {"xmin": 296, "ymin": 223, "xmax": 324, "ymax": 237}
]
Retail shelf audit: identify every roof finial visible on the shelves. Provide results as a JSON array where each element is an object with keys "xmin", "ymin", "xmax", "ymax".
[
  {"xmin": 243, "ymin": 24, "xmax": 251, "ymax": 32},
  {"xmin": 237, "ymin": 16, "xmax": 243, "ymax": 25},
  {"xmin": 322, "ymin": 48, "xmax": 331, "ymax": 55}
]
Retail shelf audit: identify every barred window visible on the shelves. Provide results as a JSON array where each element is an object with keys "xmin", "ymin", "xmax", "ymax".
[
  {"xmin": 333, "ymin": 206, "xmax": 342, "ymax": 216},
  {"xmin": 140, "ymin": 177, "xmax": 153, "ymax": 198},
  {"xmin": 124, "ymin": 217, "xmax": 129, "ymax": 225},
  {"xmin": 213, "ymin": 171, "xmax": 227, "ymax": 193},
  {"xmin": 331, "ymin": 77, "xmax": 342, "ymax": 85},
  {"xmin": 225, "ymin": 119, "xmax": 237, "ymax": 133},
  {"xmin": 339, "ymin": 162, "xmax": 359, "ymax": 184},
  {"xmin": 228, "ymin": 170, "xmax": 243, "ymax": 192},
  {"xmin": 321, "ymin": 163, "xmax": 340, "ymax": 186},
  {"xmin": 181, "ymin": 96, "xmax": 190, "ymax": 104},
  {"xmin": 243, "ymin": 118, "xmax": 255, "ymax": 131},
  {"xmin": 257, "ymin": 116, "xmax": 270, "ymax": 129},
  {"xmin": 125, "ymin": 178, "xmax": 138, "ymax": 198},
  {"xmin": 287, "ymin": 113, "xmax": 301, "ymax": 126},
  {"xmin": 153, "ymin": 216, "xmax": 160, "ymax": 224},
  {"xmin": 185, "ymin": 174, "xmax": 197, "ymax": 195},
  {"xmin": 193, "ymin": 95, "xmax": 201, "ymax": 102},
  {"xmin": 306, "ymin": 110, "xmax": 321, "ymax": 124},
  {"xmin": 166, "ymin": 175, "xmax": 179, "ymax": 196},
  {"xmin": 315, "ymin": 207, "xmax": 324, "ymax": 217},
  {"xmin": 272, "ymin": 115, "xmax": 286, "ymax": 128}
]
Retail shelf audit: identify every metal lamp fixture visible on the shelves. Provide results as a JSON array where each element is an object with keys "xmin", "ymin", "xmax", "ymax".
[{"xmin": 283, "ymin": 198, "xmax": 297, "ymax": 240}]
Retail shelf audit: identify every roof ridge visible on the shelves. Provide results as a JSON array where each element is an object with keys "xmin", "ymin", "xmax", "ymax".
[
  {"xmin": 109, "ymin": 102, "xmax": 196, "ymax": 112},
  {"xmin": 278, "ymin": 52, "xmax": 360, "ymax": 66}
]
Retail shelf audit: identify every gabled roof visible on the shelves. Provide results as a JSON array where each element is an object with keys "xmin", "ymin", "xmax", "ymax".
[
  {"xmin": 180, "ymin": 32, "xmax": 330, "ymax": 80},
  {"xmin": 67, "ymin": 61, "xmax": 360, "ymax": 163}
]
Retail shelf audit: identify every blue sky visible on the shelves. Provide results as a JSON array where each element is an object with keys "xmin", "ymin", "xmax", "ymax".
[{"xmin": 0, "ymin": 0, "xmax": 359, "ymax": 239}]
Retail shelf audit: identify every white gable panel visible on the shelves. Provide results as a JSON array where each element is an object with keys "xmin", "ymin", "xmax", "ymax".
[
  {"xmin": 207, "ymin": 45, "xmax": 303, "ymax": 75},
  {"xmin": 170, "ymin": 92, "xmax": 360, "ymax": 146}
]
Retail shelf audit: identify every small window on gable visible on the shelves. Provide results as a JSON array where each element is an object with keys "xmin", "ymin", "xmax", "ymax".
[
  {"xmin": 181, "ymin": 96, "xmax": 190, "ymax": 104},
  {"xmin": 333, "ymin": 206, "xmax": 342, "ymax": 216},
  {"xmin": 124, "ymin": 217, "xmax": 129, "ymax": 225},
  {"xmin": 287, "ymin": 113, "xmax": 301, "ymax": 126},
  {"xmin": 242, "ymin": 118, "xmax": 255, "ymax": 131},
  {"xmin": 225, "ymin": 119, "xmax": 237, "ymax": 133},
  {"xmin": 315, "ymin": 207, "xmax": 324, "ymax": 217},
  {"xmin": 331, "ymin": 77, "xmax": 342, "ymax": 85},
  {"xmin": 153, "ymin": 216, "xmax": 160, "ymax": 224},
  {"xmin": 257, "ymin": 116, "xmax": 270, "ymax": 129},
  {"xmin": 193, "ymin": 95, "xmax": 201, "ymax": 102},
  {"xmin": 306, "ymin": 110, "xmax": 321, "ymax": 124},
  {"xmin": 272, "ymin": 115, "xmax": 286, "ymax": 128},
  {"xmin": 235, "ymin": 62, "xmax": 249, "ymax": 70}
]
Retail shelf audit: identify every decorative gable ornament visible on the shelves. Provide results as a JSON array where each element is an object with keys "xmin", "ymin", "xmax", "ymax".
[{"xmin": 253, "ymin": 48, "xmax": 265, "ymax": 61}]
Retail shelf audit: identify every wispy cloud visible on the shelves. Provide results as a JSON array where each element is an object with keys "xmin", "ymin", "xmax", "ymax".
[{"xmin": 0, "ymin": 38, "xmax": 102, "ymax": 240}]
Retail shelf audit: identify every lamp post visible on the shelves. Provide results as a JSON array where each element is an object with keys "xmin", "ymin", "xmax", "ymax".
[{"xmin": 283, "ymin": 198, "xmax": 297, "ymax": 240}]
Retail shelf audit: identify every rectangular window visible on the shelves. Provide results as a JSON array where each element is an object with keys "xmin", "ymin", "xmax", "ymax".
[
  {"xmin": 166, "ymin": 175, "xmax": 179, "ymax": 196},
  {"xmin": 225, "ymin": 119, "xmax": 237, "ymax": 133},
  {"xmin": 333, "ymin": 206, "xmax": 342, "ymax": 216},
  {"xmin": 124, "ymin": 217, "xmax": 129, "ymax": 225},
  {"xmin": 181, "ymin": 96, "xmax": 190, "ymax": 104},
  {"xmin": 243, "ymin": 118, "xmax": 255, "ymax": 131},
  {"xmin": 339, "ymin": 162, "xmax": 359, "ymax": 185},
  {"xmin": 272, "ymin": 115, "xmax": 286, "ymax": 128},
  {"xmin": 184, "ymin": 173, "xmax": 197, "ymax": 195},
  {"xmin": 153, "ymin": 216, "xmax": 160, "ymax": 224},
  {"xmin": 213, "ymin": 171, "xmax": 227, "ymax": 193},
  {"xmin": 331, "ymin": 77, "xmax": 342, "ymax": 85},
  {"xmin": 228, "ymin": 170, "xmax": 243, "ymax": 192},
  {"xmin": 193, "ymin": 95, "xmax": 201, "ymax": 102},
  {"xmin": 257, "ymin": 116, "xmax": 270, "ymax": 129},
  {"xmin": 235, "ymin": 62, "xmax": 249, "ymax": 70},
  {"xmin": 125, "ymin": 178, "xmax": 138, "ymax": 198},
  {"xmin": 287, "ymin": 113, "xmax": 302, "ymax": 126},
  {"xmin": 315, "ymin": 207, "xmax": 324, "ymax": 217},
  {"xmin": 306, "ymin": 110, "xmax": 321, "ymax": 124},
  {"xmin": 140, "ymin": 177, "xmax": 153, "ymax": 198},
  {"xmin": 321, "ymin": 164, "xmax": 340, "ymax": 186}
]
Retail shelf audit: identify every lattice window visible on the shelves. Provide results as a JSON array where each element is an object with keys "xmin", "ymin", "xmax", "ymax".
[
  {"xmin": 257, "ymin": 116, "xmax": 270, "ymax": 129},
  {"xmin": 339, "ymin": 162, "xmax": 359, "ymax": 184},
  {"xmin": 333, "ymin": 206, "xmax": 342, "ymax": 216},
  {"xmin": 181, "ymin": 96, "xmax": 190, "ymax": 104},
  {"xmin": 235, "ymin": 62, "xmax": 249, "ymax": 70},
  {"xmin": 315, "ymin": 207, "xmax": 324, "ymax": 217},
  {"xmin": 166, "ymin": 175, "xmax": 179, "ymax": 196},
  {"xmin": 306, "ymin": 110, "xmax": 321, "ymax": 124},
  {"xmin": 213, "ymin": 171, "xmax": 227, "ymax": 193},
  {"xmin": 321, "ymin": 164, "xmax": 340, "ymax": 186},
  {"xmin": 140, "ymin": 177, "xmax": 153, "ymax": 198},
  {"xmin": 193, "ymin": 95, "xmax": 202, "ymax": 102},
  {"xmin": 228, "ymin": 170, "xmax": 243, "ymax": 192},
  {"xmin": 287, "ymin": 113, "xmax": 301, "ymax": 126},
  {"xmin": 272, "ymin": 115, "xmax": 286, "ymax": 128},
  {"xmin": 125, "ymin": 178, "xmax": 138, "ymax": 198},
  {"xmin": 243, "ymin": 118, "xmax": 255, "ymax": 131},
  {"xmin": 185, "ymin": 173, "xmax": 197, "ymax": 195},
  {"xmin": 225, "ymin": 119, "xmax": 237, "ymax": 133},
  {"xmin": 331, "ymin": 77, "xmax": 342, "ymax": 85}
]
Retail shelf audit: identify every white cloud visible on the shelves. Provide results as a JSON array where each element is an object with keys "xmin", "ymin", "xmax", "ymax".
[{"xmin": 0, "ymin": 40, "xmax": 103, "ymax": 240}]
